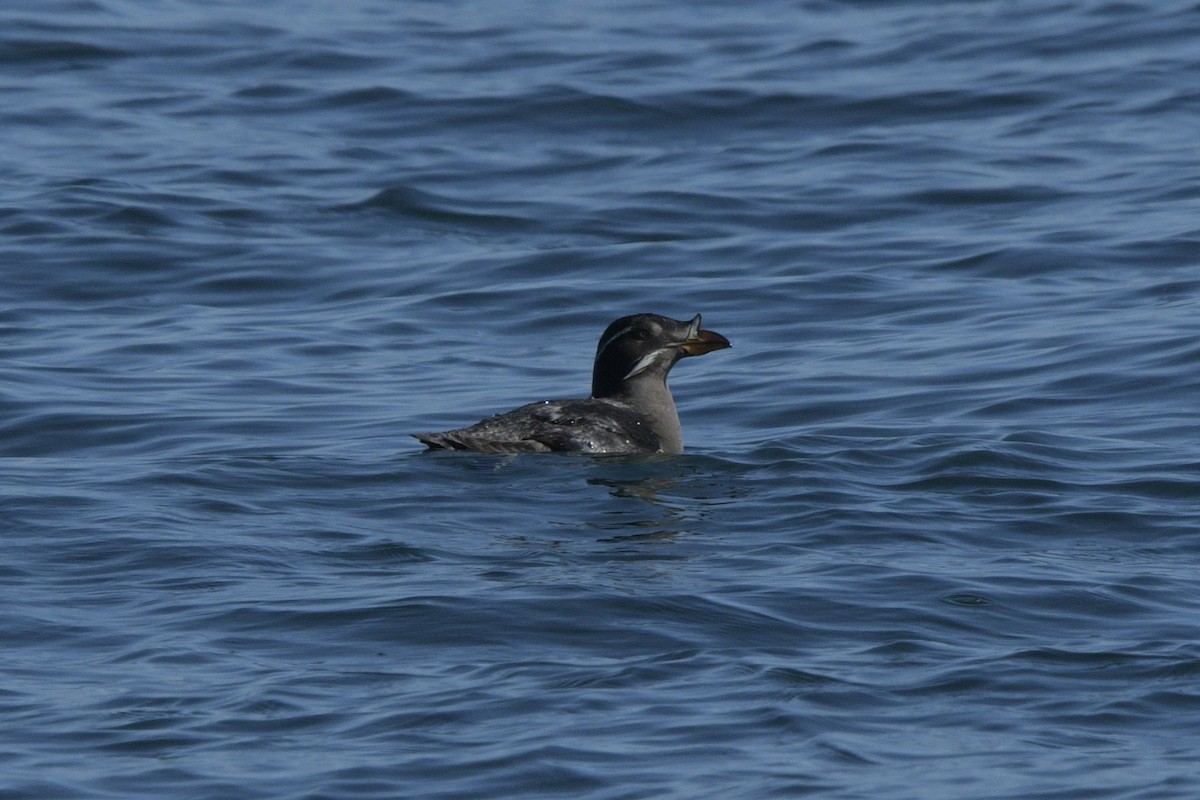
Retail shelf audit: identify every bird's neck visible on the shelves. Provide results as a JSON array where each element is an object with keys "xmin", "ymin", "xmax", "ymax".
[{"xmin": 617, "ymin": 375, "xmax": 682, "ymax": 453}]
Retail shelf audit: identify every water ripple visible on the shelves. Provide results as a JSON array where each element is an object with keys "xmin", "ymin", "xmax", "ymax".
[{"xmin": 3, "ymin": 1, "xmax": 1200, "ymax": 798}]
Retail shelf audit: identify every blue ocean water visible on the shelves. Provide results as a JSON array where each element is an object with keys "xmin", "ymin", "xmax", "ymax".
[{"xmin": 3, "ymin": 0, "xmax": 1200, "ymax": 797}]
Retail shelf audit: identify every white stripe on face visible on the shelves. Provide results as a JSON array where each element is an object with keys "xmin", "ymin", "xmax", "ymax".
[
  {"xmin": 595, "ymin": 322, "xmax": 638, "ymax": 360},
  {"xmin": 621, "ymin": 347, "xmax": 673, "ymax": 381}
]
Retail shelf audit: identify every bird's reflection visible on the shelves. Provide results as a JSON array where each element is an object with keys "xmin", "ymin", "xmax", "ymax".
[{"xmin": 583, "ymin": 454, "xmax": 744, "ymax": 542}]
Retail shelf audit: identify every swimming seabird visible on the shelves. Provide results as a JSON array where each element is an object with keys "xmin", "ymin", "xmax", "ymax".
[{"xmin": 413, "ymin": 313, "xmax": 730, "ymax": 454}]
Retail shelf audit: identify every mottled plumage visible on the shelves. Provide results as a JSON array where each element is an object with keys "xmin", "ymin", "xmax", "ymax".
[{"xmin": 413, "ymin": 313, "xmax": 730, "ymax": 454}]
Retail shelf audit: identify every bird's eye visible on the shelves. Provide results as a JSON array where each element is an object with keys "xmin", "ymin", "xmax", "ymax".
[{"xmin": 632, "ymin": 328, "xmax": 650, "ymax": 340}]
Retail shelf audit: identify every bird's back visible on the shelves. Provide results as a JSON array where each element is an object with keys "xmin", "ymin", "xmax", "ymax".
[{"xmin": 413, "ymin": 397, "xmax": 661, "ymax": 454}]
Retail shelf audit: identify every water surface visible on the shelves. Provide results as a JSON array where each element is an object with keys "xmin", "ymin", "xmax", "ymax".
[{"xmin": 2, "ymin": 1, "xmax": 1199, "ymax": 798}]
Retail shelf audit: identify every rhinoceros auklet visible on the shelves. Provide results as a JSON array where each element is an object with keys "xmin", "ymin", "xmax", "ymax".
[{"xmin": 413, "ymin": 313, "xmax": 730, "ymax": 454}]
